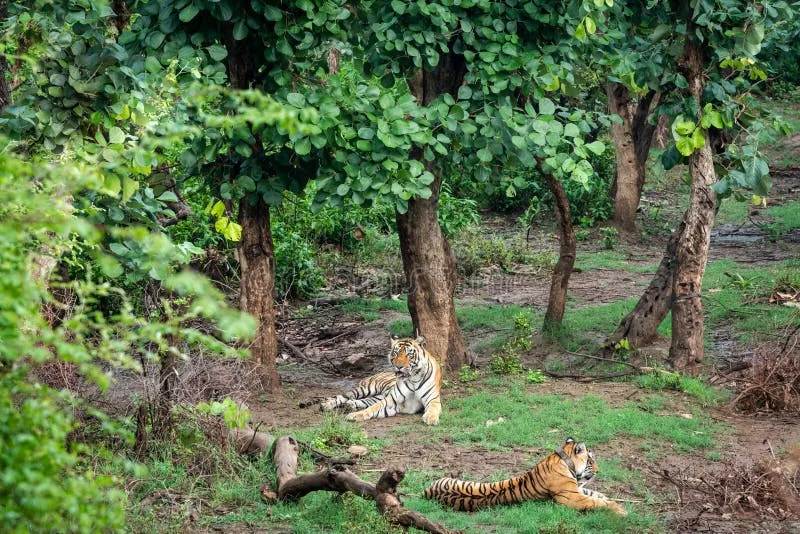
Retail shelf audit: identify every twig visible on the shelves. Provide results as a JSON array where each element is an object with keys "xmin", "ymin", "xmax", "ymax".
[{"xmin": 565, "ymin": 350, "xmax": 641, "ymax": 370}]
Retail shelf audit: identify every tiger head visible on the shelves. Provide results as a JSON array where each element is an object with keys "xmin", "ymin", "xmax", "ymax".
[
  {"xmin": 389, "ymin": 336, "xmax": 426, "ymax": 378},
  {"xmin": 559, "ymin": 437, "xmax": 598, "ymax": 482}
]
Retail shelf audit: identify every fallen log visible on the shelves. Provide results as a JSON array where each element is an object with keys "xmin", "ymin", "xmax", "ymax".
[{"xmin": 269, "ymin": 436, "xmax": 459, "ymax": 534}]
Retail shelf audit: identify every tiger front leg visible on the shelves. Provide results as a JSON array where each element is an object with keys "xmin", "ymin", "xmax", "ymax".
[
  {"xmin": 345, "ymin": 397, "xmax": 396, "ymax": 422},
  {"xmin": 554, "ymin": 487, "xmax": 627, "ymax": 516},
  {"xmin": 320, "ymin": 395, "xmax": 349, "ymax": 412},
  {"xmin": 422, "ymin": 397, "xmax": 441, "ymax": 426}
]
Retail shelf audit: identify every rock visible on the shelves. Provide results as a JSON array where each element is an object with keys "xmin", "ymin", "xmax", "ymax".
[
  {"xmin": 342, "ymin": 352, "xmax": 369, "ymax": 370},
  {"xmin": 348, "ymin": 445, "xmax": 368, "ymax": 457}
]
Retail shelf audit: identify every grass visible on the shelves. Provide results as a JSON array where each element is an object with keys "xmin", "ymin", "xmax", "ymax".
[
  {"xmin": 428, "ymin": 385, "xmax": 718, "ymax": 454},
  {"xmin": 715, "ymin": 198, "xmax": 751, "ymax": 224},
  {"xmin": 703, "ymin": 258, "xmax": 800, "ymax": 345},
  {"xmin": 575, "ymin": 251, "xmax": 657, "ymax": 274},
  {"xmin": 390, "ymin": 304, "xmax": 532, "ymax": 338},
  {"xmin": 765, "ymin": 200, "xmax": 800, "ymax": 232},
  {"xmin": 636, "ymin": 370, "xmax": 729, "ymax": 407},
  {"xmin": 339, "ymin": 297, "xmax": 409, "ymax": 322}
]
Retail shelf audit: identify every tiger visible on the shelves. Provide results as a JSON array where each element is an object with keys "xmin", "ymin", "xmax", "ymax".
[
  {"xmin": 320, "ymin": 336, "xmax": 442, "ymax": 425},
  {"xmin": 423, "ymin": 438, "xmax": 626, "ymax": 515}
]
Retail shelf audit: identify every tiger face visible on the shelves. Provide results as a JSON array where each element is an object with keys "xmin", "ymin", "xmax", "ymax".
[
  {"xmin": 562, "ymin": 437, "xmax": 597, "ymax": 482},
  {"xmin": 389, "ymin": 336, "xmax": 425, "ymax": 378}
]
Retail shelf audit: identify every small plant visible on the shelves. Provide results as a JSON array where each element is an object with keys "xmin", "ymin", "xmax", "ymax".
[
  {"xmin": 599, "ymin": 226, "xmax": 619, "ymax": 250},
  {"xmin": 490, "ymin": 311, "xmax": 533, "ymax": 374},
  {"xmin": 459, "ymin": 365, "xmax": 481, "ymax": 383},
  {"xmin": 525, "ymin": 369, "xmax": 547, "ymax": 384},
  {"xmin": 723, "ymin": 271, "xmax": 753, "ymax": 290},
  {"xmin": 612, "ymin": 337, "xmax": 635, "ymax": 361},
  {"xmin": 196, "ymin": 398, "xmax": 251, "ymax": 429},
  {"xmin": 575, "ymin": 228, "xmax": 591, "ymax": 241}
]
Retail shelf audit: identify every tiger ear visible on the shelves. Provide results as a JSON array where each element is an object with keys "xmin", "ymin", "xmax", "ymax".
[
  {"xmin": 575, "ymin": 443, "xmax": 585, "ymax": 454},
  {"xmin": 391, "ymin": 334, "xmax": 399, "ymax": 341},
  {"xmin": 415, "ymin": 335, "xmax": 426, "ymax": 346},
  {"xmin": 565, "ymin": 437, "xmax": 575, "ymax": 444}
]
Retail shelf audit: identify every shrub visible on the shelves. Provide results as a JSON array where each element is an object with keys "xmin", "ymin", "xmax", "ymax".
[{"xmin": 273, "ymin": 221, "xmax": 326, "ymax": 299}]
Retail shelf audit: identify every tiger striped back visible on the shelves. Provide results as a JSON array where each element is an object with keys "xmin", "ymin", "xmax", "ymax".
[{"xmin": 423, "ymin": 439, "xmax": 625, "ymax": 515}]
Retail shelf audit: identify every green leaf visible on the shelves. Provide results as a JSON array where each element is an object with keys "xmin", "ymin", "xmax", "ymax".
[
  {"xmin": 457, "ymin": 86, "xmax": 472, "ymax": 100},
  {"xmin": 294, "ymin": 137, "xmax": 311, "ymax": 155},
  {"xmin": 236, "ymin": 176, "xmax": 256, "ymax": 192},
  {"xmin": 676, "ymin": 137, "xmax": 695, "ymax": 156},
  {"xmin": 337, "ymin": 183, "xmax": 350, "ymax": 196},
  {"xmin": 574, "ymin": 21, "xmax": 587, "ymax": 42},
  {"xmin": 390, "ymin": 0, "xmax": 406, "ymax": 14},
  {"xmin": 207, "ymin": 45, "xmax": 228, "ymax": 61},
  {"xmin": 145, "ymin": 56, "xmax": 161, "ymax": 73},
  {"xmin": 286, "ymin": 93, "xmax": 305, "ymax": 107},
  {"xmin": 147, "ymin": 31, "xmax": 165, "ymax": 49},
  {"xmin": 223, "ymin": 221, "xmax": 242, "ymax": 242},
  {"xmin": 120, "ymin": 177, "xmax": 137, "ymax": 202},
  {"xmin": 675, "ymin": 120, "xmax": 696, "ymax": 136},
  {"xmin": 358, "ymin": 127, "xmax": 375, "ymax": 140},
  {"xmin": 538, "ymin": 98, "xmax": 556, "ymax": 116},
  {"xmin": 108, "ymin": 126, "xmax": 125, "ymax": 144},
  {"xmin": 662, "ymin": 146, "xmax": 682, "ymax": 170},
  {"xmin": 179, "ymin": 4, "xmax": 200, "ymax": 22},
  {"xmin": 105, "ymin": 175, "xmax": 121, "ymax": 195},
  {"xmin": 691, "ymin": 128, "xmax": 705, "ymax": 149},
  {"xmin": 584, "ymin": 16, "xmax": 596, "ymax": 35},
  {"xmin": 235, "ymin": 143, "xmax": 253, "ymax": 158},
  {"xmin": 158, "ymin": 191, "xmax": 179, "ymax": 202},
  {"xmin": 585, "ymin": 140, "xmax": 605, "ymax": 155},
  {"xmin": 264, "ymin": 5, "xmax": 282, "ymax": 20},
  {"xmin": 477, "ymin": 148, "xmax": 492, "ymax": 163},
  {"xmin": 233, "ymin": 20, "xmax": 248, "ymax": 40},
  {"xmin": 564, "ymin": 123, "xmax": 580, "ymax": 138},
  {"xmin": 210, "ymin": 200, "xmax": 226, "ymax": 218}
]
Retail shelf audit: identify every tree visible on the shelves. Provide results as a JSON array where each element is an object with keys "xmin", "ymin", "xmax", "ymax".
[
  {"xmin": 602, "ymin": 0, "xmax": 797, "ymax": 369},
  {"xmin": 310, "ymin": 0, "xmax": 616, "ymax": 365}
]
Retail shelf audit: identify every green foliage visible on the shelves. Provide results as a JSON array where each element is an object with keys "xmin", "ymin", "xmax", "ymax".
[
  {"xmin": 636, "ymin": 371, "xmax": 728, "ymax": 407},
  {"xmin": 490, "ymin": 312, "xmax": 533, "ymax": 375},
  {"xmin": 196, "ymin": 398, "xmax": 251, "ymax": 430},
  {"xmin": 598, "ymin": 226, "xmax": 619, "ymax": 250},
  {"xmin": 452, "ymin": 226, "xmax": 555, "ymax": 277},
  {"xmin": 525, "ymin": 369, "xmax": 547, "ymax": 384},
  {"xmin": 273, "ymin": 221, "xmax": 326, "ymax": 299},
  {"xmin": 459, "ymin": 365, "xmax": 481, "ymax": 383}
]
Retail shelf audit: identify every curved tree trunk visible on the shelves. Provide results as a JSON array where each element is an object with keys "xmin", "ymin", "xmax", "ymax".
[
  {"xmin": 399, "ymin": 48, "xmax": 469, "ymax": 372},
  {"xmin": 608, "ymin": 85, "xmax": 659, "ymax": 232},
  {"xmin": 603, "ymin": 218, "xmax": 683, "ymax": 349},
  {"xmin": 238, "ymin": 198, "xmax": 280, "ymax": 390},
  {"xmin": 543, "ymin": 172, "xmax": 575, "ymax": 329},
  {"xmin": 670, "ymin": 39, "xmax": 716, "ymax": 372}
]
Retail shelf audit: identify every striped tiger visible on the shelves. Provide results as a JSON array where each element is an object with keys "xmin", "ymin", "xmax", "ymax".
[
  {"xmin": 320, "ymin": 336, "xmax": 442, "ymax": 425},
  {"xmin": 423, "ymin": 438, "xmax": 626, "ymax": 515}
]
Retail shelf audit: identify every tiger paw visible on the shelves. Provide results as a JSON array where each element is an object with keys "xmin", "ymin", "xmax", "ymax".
[
  {"xmin": 345, "ymin": 411, "xmax": 369, "ymax": 422},
  {"xmin": 344, "ymin": 400, "xmax": 360, "ymax": 411},
  {"xmin": 320, "ymin": 398, "xmax": 338, "ymax": 412},
  {"xmin": 422, "ymin": 411, "xmax": 440, "ymax": 426}
]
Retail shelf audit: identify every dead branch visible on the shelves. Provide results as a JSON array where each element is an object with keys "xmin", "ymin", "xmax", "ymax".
[{"xmin": 270, "ymin": 435, "xmax": 459, "ymax": 534}]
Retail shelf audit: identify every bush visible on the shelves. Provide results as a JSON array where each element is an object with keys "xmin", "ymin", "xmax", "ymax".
[
  {"xmin": 518, "ymin": 141, "xmax": 616, "ymax": 228},
  {"xmin": 273, "ymin": 220, "xmax": 327, "ymax": 299},
  {"xmin": 452, "ymin": 227, "xmax": 555, "ymax": 277}
]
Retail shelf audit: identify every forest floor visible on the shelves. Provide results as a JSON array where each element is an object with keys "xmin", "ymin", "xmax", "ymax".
[{"xmin": 126, "ymin": 100, "xmax": 800, "ymax": 533}]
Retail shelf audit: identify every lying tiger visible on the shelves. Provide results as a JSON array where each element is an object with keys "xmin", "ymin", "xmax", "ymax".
[
  {"xmin": 424, "ymin": 438, "xmax": 626, "ymax": 515},
  {"xmin": 320, "ymin": 336, "xmax": 442, "ymax": 425}
]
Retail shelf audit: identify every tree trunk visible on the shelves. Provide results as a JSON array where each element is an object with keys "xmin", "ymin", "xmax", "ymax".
[
  {"xmin": 543, "ymin": 172, "xmax": 576, "ymax": 329},
  {"xmin": 237, "ymin": 198, "xmax": 280, "ymax": 391},
  {"xmin": 152, "ymin": 346, "xmax": 176, "ymax": 439},
  {"xmin": 0, "ymin": 0, "xmax": 10, "ymax": 112},
  {"xmin": 608, "ymin": 85, "xmax": 659, "ymax": 232},
  {"xmin": 396, "ymin": 168, "xmax": 468, "ymax": 372},
  {"xmin": 603, "ymin": 218, "xmax": 683, "ymax": 349},
  {"xmin": 398, "ymin": 48, "xmax": 469, "ymax": 372},
  {"xmin": 670, "ymin": 39, "xmax": 717, "ymax": 371}
]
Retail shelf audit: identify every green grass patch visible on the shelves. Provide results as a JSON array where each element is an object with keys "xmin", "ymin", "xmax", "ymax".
[
  {"xmin": 715, "ymin": 198, "xmax": 750, "ymax": 224},
  {"xmin": 575, "ymin": 251, "xmax": 657, "ymax": 274},
  {"xmin": 338, "ymin": 297, "xmax": 409, "ymax": 322},
  {"xmin": 703, "ymin": 258, "xmax": 800, "ymax": 345},
  {"xmin": 765, "ymin": 200, "xmax": 800, "ymax": 231},
  {"xmin": 431, "ymin": 386, "xmax": 718, "ymax": 454},
  {"xmin": 636, "ymin": 371, "xmax": 729, "ymax": 406},
  {"xmin": 390, "ymin": 304, "xmax": 532, "ymax": 339}
]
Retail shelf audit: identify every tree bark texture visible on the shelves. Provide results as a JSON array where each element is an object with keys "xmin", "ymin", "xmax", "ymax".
[
  {"xmin": 224, "ymin": 27, "xmax": 280, "ymax": 389},
  {"xmin": 269, "ymin": 436, "xmax": 458, "ymax": 534},
  {"xmin": 0, "ymin": 0, "xmax": 10, "ymax": 111},
  {"xmin": 603, "ymin": 218, "xmax": 683, "ymax": 349},
  {"xmin": 608, "ymin": 84, "xmax": 659, "ymax": 232},
  {"xmin": 543, "ymin": 172, "xmax": 576, "ymax": 329},
  {"xmin": 237, "ymin": 198, "xmax": 280, "ymax": 391},
  {"xmin": 670, "ymin": 39, "xmax": 717, "ymax": 371},
  {"xmin": 398, "ymin": 48, "xmax": 469, "ymax": 372}
]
